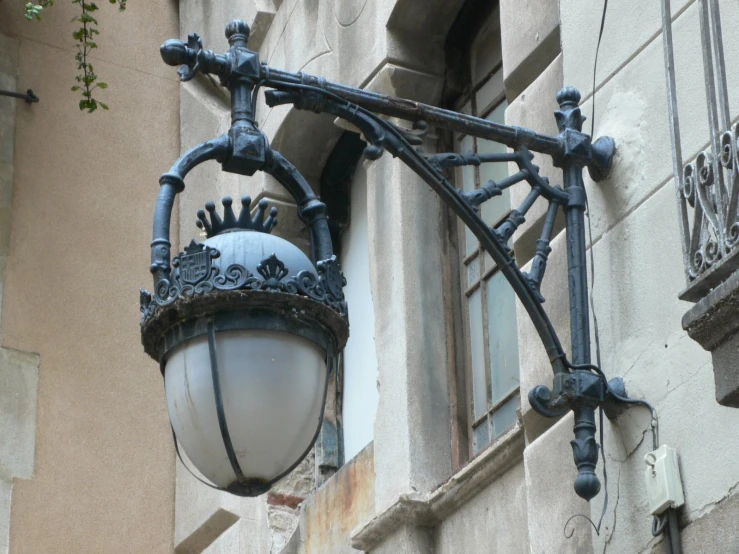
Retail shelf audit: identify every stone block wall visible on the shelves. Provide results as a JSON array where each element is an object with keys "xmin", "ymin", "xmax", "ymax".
[{"xmin": 558, "ymin": 0, "xmax": 739, "ymax": 551}]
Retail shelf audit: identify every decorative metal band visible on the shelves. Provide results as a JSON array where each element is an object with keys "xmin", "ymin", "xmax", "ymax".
[
  {"xmin": 140, "ymin": 243, "xmax": 347, "ymax": 324},
  {"xmin": 207, "ymin": 321, "xmax": 247, "ymax": 484}
]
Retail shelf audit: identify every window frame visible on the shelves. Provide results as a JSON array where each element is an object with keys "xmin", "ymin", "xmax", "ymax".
[{"xmin": 444, "ymin": 10, "xmax": 523, "ymax": 464}]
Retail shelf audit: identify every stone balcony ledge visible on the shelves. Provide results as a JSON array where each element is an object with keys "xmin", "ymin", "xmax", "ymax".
[{"xmin": 683, "ymin": 270, "xmax": 739, "ymax": 407}]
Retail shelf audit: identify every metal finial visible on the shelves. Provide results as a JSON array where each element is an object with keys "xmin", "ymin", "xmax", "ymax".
[
  {"xmin": 556, "ymin": 86, "xmax": 582, "ymax": 108},
  {"xmin": 225, "ymin": 20, "xmax": 250, "ymax": 43}
]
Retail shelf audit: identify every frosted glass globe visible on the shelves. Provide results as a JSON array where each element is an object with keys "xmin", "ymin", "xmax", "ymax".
[{"xmin": 164, "ymin": 329, "xmax": 328, "ymax": 491}]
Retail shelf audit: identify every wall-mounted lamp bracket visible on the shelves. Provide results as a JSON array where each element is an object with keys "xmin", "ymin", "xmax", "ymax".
[{"xmin": 145, "ymin": 19, "xmax": 652, "ymax": 503}]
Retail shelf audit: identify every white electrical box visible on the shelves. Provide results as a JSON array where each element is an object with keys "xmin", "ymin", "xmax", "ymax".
[{"xmin": 643, "ymin": 445, "xmax": 685, "ymax": 516}]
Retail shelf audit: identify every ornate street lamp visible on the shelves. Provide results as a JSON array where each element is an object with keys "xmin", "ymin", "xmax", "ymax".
[{"xmin": 141, "ymin": 20, "xmax": 633, "ymax": 500}]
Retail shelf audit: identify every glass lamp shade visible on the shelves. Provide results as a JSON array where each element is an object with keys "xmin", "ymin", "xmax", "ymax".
[{"xmin": 164, "ymin": 328, "xmax": 328, "ymax": 494}]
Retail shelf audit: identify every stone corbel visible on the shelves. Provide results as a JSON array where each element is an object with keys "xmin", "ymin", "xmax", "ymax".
[{"xmin": 682, "ymin": 271, "xmax": 739, "ymax": 407}]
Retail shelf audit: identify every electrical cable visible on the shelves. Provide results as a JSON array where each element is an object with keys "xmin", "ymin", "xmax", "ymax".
[
  {"xmin": 591, "ymin": 0, "xmax": 609, "ymax": 139},
  {"xmin": 582, "ymin": 3, "xmax": 680, "ymax": 553},
  {"xmin": 668, "ymin": 508, "xmax": 681, "ymax": 554}
]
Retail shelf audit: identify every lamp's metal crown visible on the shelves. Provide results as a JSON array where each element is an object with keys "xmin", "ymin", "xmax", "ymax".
[{"xmin": 197, "ymin": 196, "xmax": 278, "ymax": 237}]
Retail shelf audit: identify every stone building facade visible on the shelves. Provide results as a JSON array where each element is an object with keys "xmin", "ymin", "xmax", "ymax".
[{"xmin": 1, "ymin": 0, "xmax": 739, "ymax": 553}]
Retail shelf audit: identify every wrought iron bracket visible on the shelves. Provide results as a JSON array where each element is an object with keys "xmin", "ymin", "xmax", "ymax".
[
  {"xmin": 0, "ymin": 89, "xmax": 39, "ymax": 103},
  {"xmin": 149, "ymin": 19, "xmax": 648, "ymax": 503}
]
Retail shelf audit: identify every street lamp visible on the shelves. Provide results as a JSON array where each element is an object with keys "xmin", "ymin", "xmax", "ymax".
[
  {"xmin": 141, "ymin": 195, "xmax": 348, "ymax": 496},
  {"xmin": 141, "ymin": 19, "xmax": 632, "ymax": 501}
]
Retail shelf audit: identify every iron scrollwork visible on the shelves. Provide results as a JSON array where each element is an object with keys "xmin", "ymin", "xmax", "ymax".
[
  {"xmin": 662, "ymin": 0, "xmax": 739, "ymax": 298},
  {"xmin": 681, "ymin": 127, "xmax": 739, "ymax": 280},
  {"xmin": 141, "ymin": 248, "xmax": 348, "ymax": 322}
]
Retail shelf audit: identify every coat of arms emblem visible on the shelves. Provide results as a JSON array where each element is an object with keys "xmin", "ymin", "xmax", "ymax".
[{"xmin": 174, "ymin": 240, "xmax": 219, "ymax": 285}]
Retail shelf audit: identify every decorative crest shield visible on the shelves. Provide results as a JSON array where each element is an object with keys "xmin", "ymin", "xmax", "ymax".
[{"xmin": 173, "ymin": 240, "xmax": 219, "ymax": 285}]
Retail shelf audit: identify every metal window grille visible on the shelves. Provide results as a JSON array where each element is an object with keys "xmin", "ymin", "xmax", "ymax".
[{"xmin": 662, "ymin": 0, "xmax": 739, "ymax": 301}]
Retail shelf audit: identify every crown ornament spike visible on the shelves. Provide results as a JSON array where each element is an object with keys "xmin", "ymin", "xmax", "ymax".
[
  {"xmin": 251, "ymin": 198, "xmax": 278, "ymax": 233},
  {"xmin": 237, "ymin": 196, "xmax": 253, "ymax": 227},
  {"xmin": 196, "ymin": 209, "xmax": 212, "ymax": 235},
  {"xmin": 221, "ymin": 197, "xmax": 238, "ymax": 228},
  {"xmin": 264, "ymin": 206, "xmax": 278, "ymax": 232},
  {"xmin": 252, "ymin": 199, "xmax": 270, "ymax": 230},
  {"xmin": 195, "ymin": 195, "xmax": 279, "ymax": 237}
]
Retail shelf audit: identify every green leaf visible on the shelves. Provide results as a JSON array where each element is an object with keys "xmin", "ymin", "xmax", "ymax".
[
  {"xmin": 71, "ymin": 86, "xmax": 80, "ymax": 91},
  {"xmin": 99, "ymin": 102, "xmax": 109, "ymax": 110},
  {"xmin": 97, "ymin": 82, "xmax": 107, "ymax": 89}
]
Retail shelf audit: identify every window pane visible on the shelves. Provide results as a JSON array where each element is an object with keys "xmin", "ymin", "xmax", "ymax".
[
  {"xmin": 466, "ymin": 256, "xmax": 480, "ymax": 287},
  {"xmin": 476, "ymin": 70, "xmax": 504, "ymax": 115},
  {"xmin": 459, "ymin": 135, "xmax": 479, "ymax": 256},
  {"xmin": 460, "ymin": 135, "xmax": 475, "ymax": 193},
  {"xmin": 478, "ymin": 102, "xmax": 511, "ymax": 226},
  {"xmin": 492, "ymin": 396, "xmax": 519, "ymax": 439},
  {"xmin": 487, "ymin": 271, "xmax": 520, "ymax": 403},
  {"xmin": 483, "ymin": 250, "xmax": 494, "ymax": 274},
  {"xmin": 473, "ymin": 421, "xmax": 490, "ymax": 455},
  {"xmin": 470, "ymin": 5, "xmax": 502, "ymax": 86},
  {"xmin": 468, "ymin": 288, "xmax": 486, "ymax": 419},
  {"xmin": 465, "ymin": 229, "xmax": 478, "ymax": 257}
]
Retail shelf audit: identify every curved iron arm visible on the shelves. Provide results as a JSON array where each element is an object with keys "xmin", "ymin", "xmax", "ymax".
[
  {"xmin": 154, "ymin": 20, "xmax": 645, "ymax": 502},
  {"xmin": 151, "ymin": 135, "xmax": 230, "ymax": 284},
  {"xmin": 263, "ymin": 87, "xmax": 569, "ymax": 375}
]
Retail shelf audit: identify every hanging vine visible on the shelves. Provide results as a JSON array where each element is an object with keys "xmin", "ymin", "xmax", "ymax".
[{"xmin": 23, "ymin": 0, "xmax": 127, "ymax": 112}]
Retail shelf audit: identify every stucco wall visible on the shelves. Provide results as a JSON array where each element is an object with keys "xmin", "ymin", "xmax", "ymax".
[{"xmin": 0, "ymin": 2, "xmax": 179, "ymax": 552}]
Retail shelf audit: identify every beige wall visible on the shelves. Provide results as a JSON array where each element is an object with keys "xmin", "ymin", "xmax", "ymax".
[{"xmin": 0, "ymin": 2, "xmax": 179, "ymax": 552}]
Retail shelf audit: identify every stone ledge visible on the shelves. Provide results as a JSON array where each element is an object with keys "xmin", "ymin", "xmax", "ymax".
[
  {"xmin": 350, "ymin": 425, "xmax": 524, "ymax": 551},
  {"xmin": 682, "ymin": 270, "xmax": 739, "ymax": 350},
  {"xmin": 682, "ymin": 270, "xmax": 739, "ymax": 407}
]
